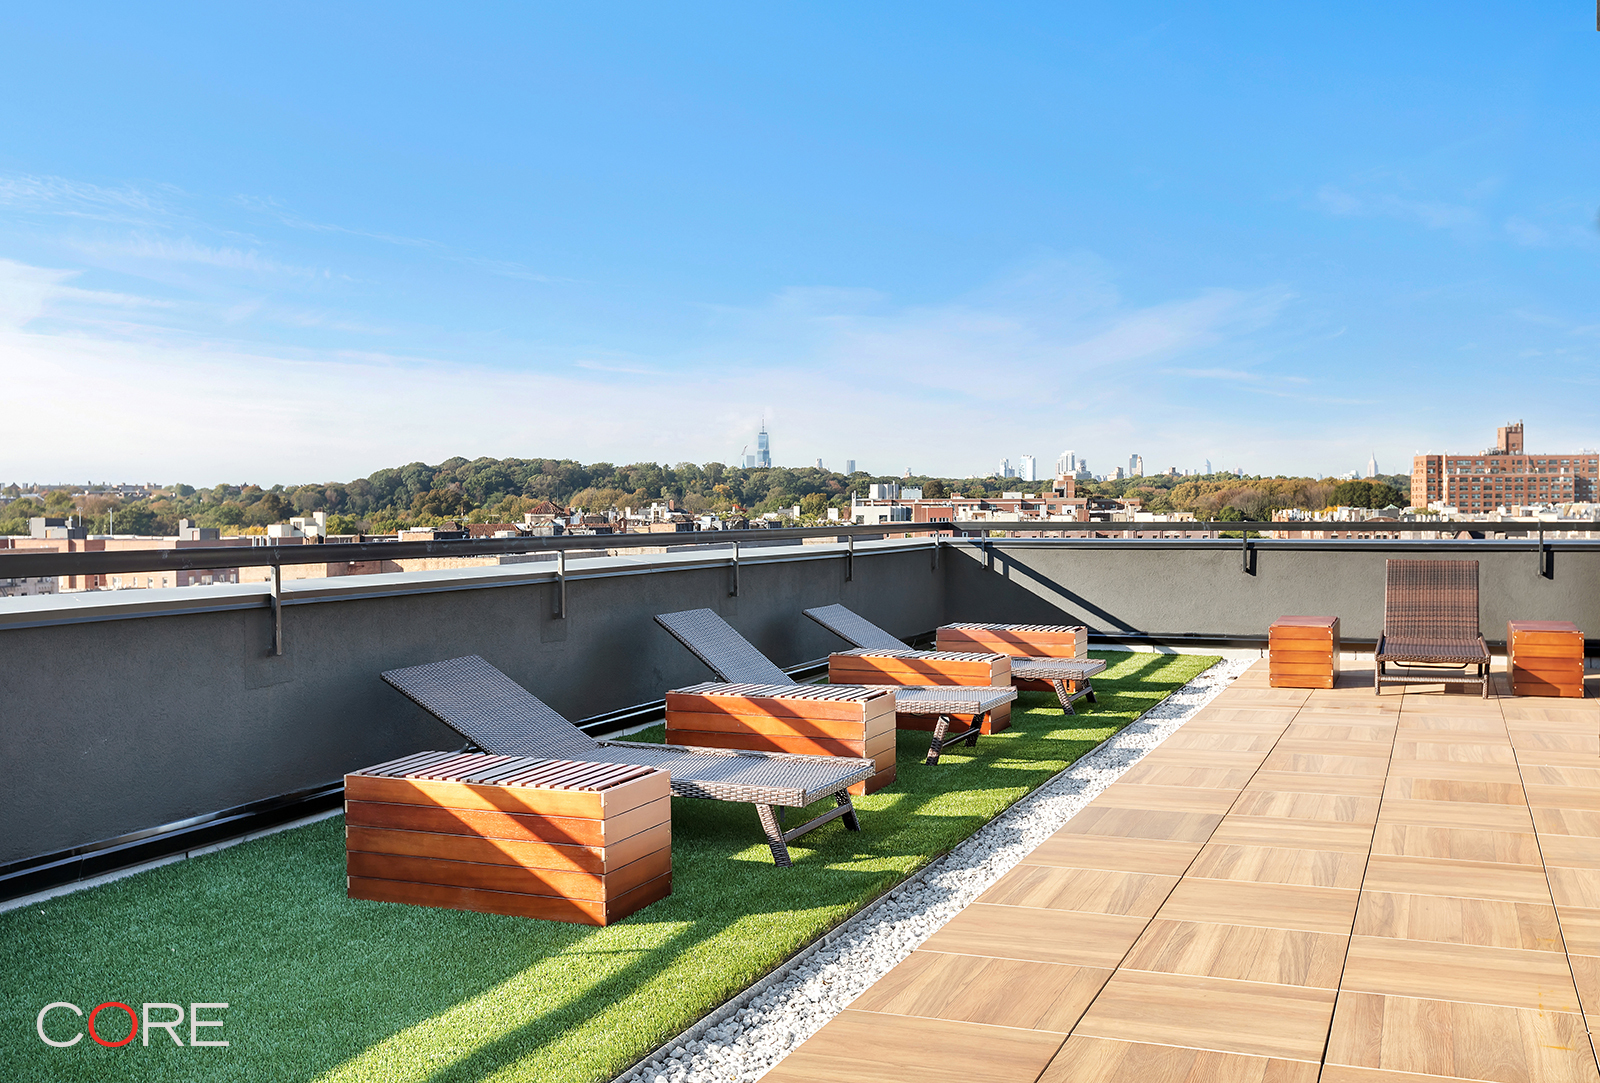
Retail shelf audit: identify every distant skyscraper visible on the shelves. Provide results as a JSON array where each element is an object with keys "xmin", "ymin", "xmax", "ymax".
[
  {"xmin": 756, "ymin": 423, "xmax": 771, "ymax": 468},
  {"xmin": 1365, "ymin": 452, "xmax": 1378, "ymax": 478},
  {"xmin": 999, "ymin": 458, "xmax": 1015, "ymax": 478},
  {"xmin": 1204, "ymin": 459, "xmax": 1212, "ymax": 475},
  {"xmin": 845, "ymin": 459, "xmax": 856, "ymax": 474},
  {"xmin": 742, "ymin": 454, "xmax": 756, "ymax": 469},
  {"xmin": 1056, "ymin": 450, "xmax": 1076, "ymax": 477},
  {"xmin": 1019, "ymin": 454, "xmax": 1037, "ymax": 482},
  {"xmin": 1129, "ymin": 454, "xmax": 1143, "ymax": 477}
]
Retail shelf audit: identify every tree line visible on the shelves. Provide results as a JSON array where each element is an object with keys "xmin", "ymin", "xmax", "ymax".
[{"xmin": 0, "ymin": 457, "xmax": 1413, "ymax": 536}]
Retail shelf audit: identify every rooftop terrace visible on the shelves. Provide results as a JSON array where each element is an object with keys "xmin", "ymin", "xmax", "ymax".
[{"xmin": 2, "ymin": 529, "xmax": 1598, "ymax": 1080}]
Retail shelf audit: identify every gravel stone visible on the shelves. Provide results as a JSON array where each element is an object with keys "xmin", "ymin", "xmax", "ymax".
[{"xmin": 612, "ymin": 656, "xmax": 1249, "ymax": 1083}]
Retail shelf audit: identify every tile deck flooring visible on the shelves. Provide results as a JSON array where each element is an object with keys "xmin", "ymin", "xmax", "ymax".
[{"xmin": 764, "ymin": 661, "xmax": 1600, "ymax": 1083}]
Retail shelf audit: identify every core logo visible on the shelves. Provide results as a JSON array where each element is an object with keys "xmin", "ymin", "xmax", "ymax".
[{"xmin": 35, "ymin": 1002, "xmax": 228, "ymax": 1048}]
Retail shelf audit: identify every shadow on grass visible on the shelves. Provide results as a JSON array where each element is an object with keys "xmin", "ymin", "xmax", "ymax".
[{"xmin": 0, "ymin": 651, "xmax": 1218, "ymax": 1083}]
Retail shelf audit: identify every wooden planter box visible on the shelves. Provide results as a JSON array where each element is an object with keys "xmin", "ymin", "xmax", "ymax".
[
  {"xmin": 665, "ymin": 683, "xmax": 898, "ymax": 794},
  {"xmin": 936, "ymin": 622, "xmax": 1087, "ymax": 659},
  {"xmin": 346, "ymin": 751, "xmax": 672, "ymax": 926},
  {"xmin": 1508, "ymin": 620, "xmax": 1584, "ymax": 698},
  {"xmin": 1269, "ymin": 615, "xmax": 1340, "ymax": 689},
  {"xmin": 828, "ymin": 648, "xmax": 1014, "ymax": 735}
]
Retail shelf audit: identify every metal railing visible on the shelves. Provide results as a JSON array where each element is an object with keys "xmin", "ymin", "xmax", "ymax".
[{"xmin": 0, "ymin": 519, "xmax": 1589, "ymax": 579}]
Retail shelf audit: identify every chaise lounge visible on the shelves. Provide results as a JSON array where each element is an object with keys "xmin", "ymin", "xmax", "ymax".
[
  {"xmin": 1373, "ymin": 559, "xmax": 1492, "ymax": 698},
  {"xmin": 654, "ymin": 609, "xmax": 1016, "ymax": 767},
  {"xmin": 381, "ymin": 655, "xmax": 876, "ymax": 866},
  {"xmin": 806, "ymin": 604, "xmax": 1107, "ymax": 715}
]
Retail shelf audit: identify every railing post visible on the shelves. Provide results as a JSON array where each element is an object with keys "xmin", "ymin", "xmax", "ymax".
[
  {"xmin": 553, "ymin": 549, "xmax": 566, "ymax": 618},
  {"xmin": 730, "ymin": 540, "xmax": 740, "ymax": 597},
  {"xmin": 1538, "ymin": 523, "xmax": 1550, "ymax": 579},
  {"xmin": 1240, "ymin": 532, "xmax": 1254, "ymax": 575},
  {"xmin": 268, "ymin": 563, "xmax": 283, "ymax": 656},
  {"xmin": 931, "ymin": 531, "xmax": 939, "ymax": 570},
  {"xmin": 846, "ymin": 534, "xmax": 854, "ymax": 582}
]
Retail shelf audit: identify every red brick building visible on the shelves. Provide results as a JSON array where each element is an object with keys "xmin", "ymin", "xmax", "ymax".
[{"xmin": 1412, "ymin": 422, "xmax": 1598, "ymax": 513}]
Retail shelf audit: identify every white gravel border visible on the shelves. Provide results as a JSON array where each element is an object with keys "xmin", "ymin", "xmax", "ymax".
[{"xmin": 615, "ymin": 656, "xmax": 1250, "ymax": 1083}]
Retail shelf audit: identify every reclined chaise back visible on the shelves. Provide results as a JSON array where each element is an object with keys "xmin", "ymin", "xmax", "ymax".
[
  {"xmin": 1374, "ymin": 559, "xmax": 1491, "ymax": 698},
  {"xmin": 654, "ymin": 608, "xmax": 1016, "ymax": 765},
  {"xmin": 381, "ymin": 655, "xmax": 874, "ymax": 866},
  {"xmin": 803, "ymin": 603, "xmax": 1107, "ymax": 715}
]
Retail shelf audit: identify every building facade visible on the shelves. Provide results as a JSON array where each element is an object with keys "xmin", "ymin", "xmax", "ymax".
[{"xmin": 1411, "ymin": 423, "xmax": 1598, "ymax": 513}]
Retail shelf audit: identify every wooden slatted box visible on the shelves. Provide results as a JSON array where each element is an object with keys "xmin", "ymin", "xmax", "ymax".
[
  {"xmin": 936, "ymin": 622, "xmax": 1088, "ymax": 659},
  {"xmin": 1268, "ymin": 615, "xmax": 1340, "ymax": 689},
  {"xmin": 346, "ymin": 751, "xmax": 672, "ymax": 926},
  {"xmin": 1508, "ymin": 620, "xmax": 1584, "ymax": 698},
  {"xmin": 827, "ymin": 648, "xmax": 1014, "ymax": 736},
  {"xmin": 665, "ymin": 683, "xmax": 898, "ymax": 794}
]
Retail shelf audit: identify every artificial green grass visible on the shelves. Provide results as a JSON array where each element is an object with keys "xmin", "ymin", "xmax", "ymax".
[{"xmin": 0, "ymin": 650, "xmax": 1215, "ymax": 1083}]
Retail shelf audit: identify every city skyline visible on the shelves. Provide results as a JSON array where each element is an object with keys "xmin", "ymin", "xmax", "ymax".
[{"xmin": 2, "ymin": 7, "xmax": 1598, "ymax": 486}]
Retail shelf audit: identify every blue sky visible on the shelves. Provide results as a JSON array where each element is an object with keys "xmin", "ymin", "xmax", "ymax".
[{"xmin": 1, "ymin": 3, "xmax": 1596, "ymax": 486}]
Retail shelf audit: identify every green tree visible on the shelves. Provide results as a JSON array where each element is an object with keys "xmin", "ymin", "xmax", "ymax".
[{"xmin": 923, "ymin": 479, "xmax": 948, "ymax": 499}]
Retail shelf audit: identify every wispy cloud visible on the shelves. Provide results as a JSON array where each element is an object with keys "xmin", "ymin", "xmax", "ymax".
[{"xmin": 1317, "ymin": 184, "xmax": 1478, "ymax": 231}]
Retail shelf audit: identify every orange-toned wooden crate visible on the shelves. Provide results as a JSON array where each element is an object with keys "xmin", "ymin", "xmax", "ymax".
[
  {"xmin": 345, "ymin": 751, "xmax": 671, "ymax": 926},
  {"xmin": 1269, "ymin": 615, "xmax": 1340, "ymax": 689},
  {"xmin": 1508, "ymin": 620, "xmax": 1584, "ymax": 698},
  {"xmin": 665, "ymin": 684, "xmax": 898, "ymax": 794},
  {"xmin": 936, "ymin": 622, "xmax": 1087, "ymax": 659},
  {"xmin": 828, "ymin": 649, "xmax": 1014, "ymax": 735}
]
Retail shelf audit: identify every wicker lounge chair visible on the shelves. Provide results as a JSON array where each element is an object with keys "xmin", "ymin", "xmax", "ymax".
[
  {"xmin": 804, "ymin": 604, "xmax": 1107, "ymax": 714},
  {"xmin": 1374, "ymin": 560, "xmax": 1492, "ymax": 698},
  {"xmin": 654, "ymin": 608, "xmax": 1016, "ymax": 765},
  {"xmin": 382, "ymin": 655, "xmax": 875, "ymax": 867}
]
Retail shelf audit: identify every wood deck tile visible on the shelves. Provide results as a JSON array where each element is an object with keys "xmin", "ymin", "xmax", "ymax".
[
  {"xmin": 1058, "ymin": 805, "xmax": 1223, "ymax": 843},
  {"xmin": 1511, "ymin": 749, "xmax": 1600, "ymax": 769},
  {"xmin": 1074, "ymin": 970, "xmax": 1336, "ymax": 1061},
  {"xmin": 761, "ymin": 1010, "xmax": 1067, "ymax": 1083},
  {"xmin": 1361, "ymin": 855, "xmax": 1552, "ymax": 905},
  {"xmin": 1092, "ymin": 783, "xmax": 1241, "ymax": 814},
  {"xmin": 1393, "ymin": 714, "xmax": 1506, "ymax": 733},
  {"xmin": 1568, "ymin": 954, "xmax": 1600, "ymax": 1016},
  {"xmin": 1273, "ymin": 737, "xmax": 1397, "ymax": 758},
  {"xmin": 1555, "ymin": 907, "xmax": 1600, "ymax": 956},
  {"xmin": 1353, "ymin": 892, "xmax": 1563, "ymax": 951},
  {"xmin": 1260, "ymin": 752, "xmax": 1393, "ymax": 777},
  {"xmin": 1340, "ymin": 935, "xmax": 1580, "ymax": 1012},
  {"xmin": 1022, "ymin": 833, "xmax": 1201, "ymax": 875},
  {"xmin": 1207, "ymin": 815, "xmax": 1376, "ymax": 854},
  {"xmin": 1538, "ymin": 835, "xmax": 1600, "ymax": 871},
  {"xmin": 1280, "ymin": 723, "xmax": 1397, "ymax": 743},
  {"xmin": 1548, "ymin": 867, "xmax": 1600, "ymax": 909},
  {"xmin": 1188, "ymin": 843, "xmax": 1367, "ymax": 889},
  {"xmin": 1164, "ymin": 731, "xmax": 1284, "ymax": 752},
  {"xmin": 1247, "ymin": 771, "xmax": 1387, "ymax": 798},
  {"xmin": 976, "ymin": 864, "xmax": 1178, "ymax": 917},
  {"xmin": 1502, "ymin": 702, "xmax": 1600, "ymax": 723},
  {"xmin": 1157, "ymin": 878, "xmax": 1360, "ymax": 934},
  {"xmin": 850, "ymin": 950, "xmax": 1111, "ymax": 1033},
  {"xmin": 1185, "ymin": 708, "xmax": 1302, "ymax": 726},
  {"xmin": 1121, "ymin": 918, "xmax": 1347, "ymax": 988},
  {"xmin": 1527, "ymin": 766, "xmax": 1600, "ymax": 788},
  {"xmin": 1378, "ymin": 798, "xmax": 1533, "ymax": 832},
  {"xmin": 1230, "ymin": 790, "xmax": 1382, "ymax": 824},
  {"xmin": 1114, "ymin": 763, "xmax": 1260, "ymax": 789},
  {"xmin": 920, "ymin": 903, "xmax": 1148, "ymax": 968},
  {"xmin": 1383, "ymin": 778, "xmax": 1527, "ymax": 805},
  {"xmin": 1533, "ymin": 807, "xmax": 1600, "ymax": 838},
  {"xmin": 1139, "ymin": 747, "xmax": 1273, "ymax": 769},
  {"xmin": 1384, "ymin": 760, "xmax": 1524, "ymax": 784},
  {"xmin": 1324, "ymin": 991, "xmax": 1598, "ymax": 1083},
  {"xmin": 1038, "ymin": 1035, "xmax": 1320, "ymax": 1083},
  {"xmin": 1369, "ymin": 825, "xmax": 1543, "ymax": 865},
  {"xmin": 1536, "ymin": 784, "xmax": 1600, "ymax": 815}
]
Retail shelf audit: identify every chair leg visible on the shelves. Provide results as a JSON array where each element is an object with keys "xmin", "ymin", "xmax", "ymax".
[
  {"xmin": 965, "ymin": 713, "xmax": 984, "ymax": 746},
  {"xmin": 755, "ymin": 804, "xmax": 792, "ymax": 867},
  {"xmin": 927, "ymin": 714, "xmax": 951, "ymax": 765},
  {"xmin": 1085, "ymin": 684, "xmax": 1097, "ymax": 704},
  {"xmin": 1050, "ymin": 678, "xmax": 1076, "ymax": 715},
  {"xmin": 835, "ymin": 790, "xmax": 860, "ymax": 832},
  {"xmin": 1374, "ymin": 659, "xmax": 1381, "ymax": 696}
]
